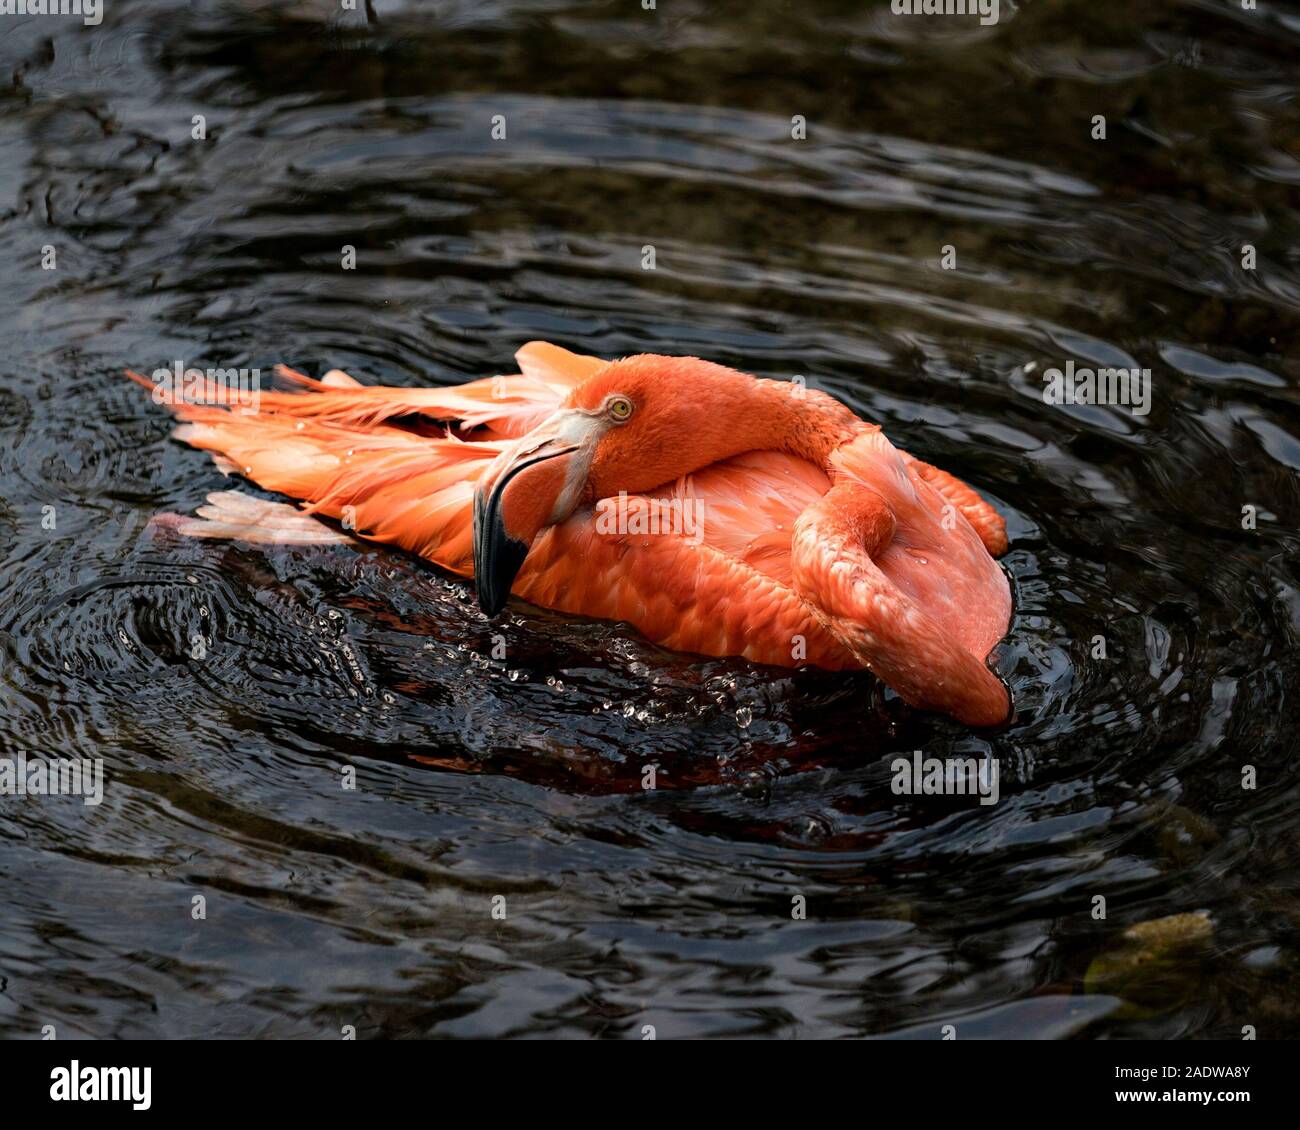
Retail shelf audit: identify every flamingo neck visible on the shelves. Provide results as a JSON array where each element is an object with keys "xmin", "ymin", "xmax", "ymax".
[
  {"xmin": 582, "ymin": 359, "xmax": 868, "ymax": 499},
  {"xmin": 748, "ymin": 377, "xmax": 869, "ymax": 468}
]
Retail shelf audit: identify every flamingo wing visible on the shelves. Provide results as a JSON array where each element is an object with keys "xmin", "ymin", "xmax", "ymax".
[
  {"xmin": 790, "ymin": 476, "xmax": 1010, "ymax": 726},
  {"xmin": 829, "ymin": 430, "xmax": 1011, "ymax": 662}
]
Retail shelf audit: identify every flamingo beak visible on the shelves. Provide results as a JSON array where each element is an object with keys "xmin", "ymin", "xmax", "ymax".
[{"xmin": 473, "ymin": 411, "xmax": 597, "ymax": 616}]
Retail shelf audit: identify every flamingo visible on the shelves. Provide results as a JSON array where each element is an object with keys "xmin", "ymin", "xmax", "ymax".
[{"xmin": 126, "ymin": 342, "xmax": 1013, "ymax": 726}]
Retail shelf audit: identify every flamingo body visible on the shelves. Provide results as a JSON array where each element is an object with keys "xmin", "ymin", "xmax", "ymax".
[{"xmin": 129, "ymin": 342, "xmax": 1013, "ymax": 725}]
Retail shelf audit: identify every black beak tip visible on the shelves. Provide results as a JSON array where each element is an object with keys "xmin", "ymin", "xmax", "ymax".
[
  {"xmin": 475, "ymin": 534, "xmax": 529, "ymax": 618},
  {"xmin": 477, "ymin": 579, "xmax": 509, "ymax": 618},
  {"xmin": 473, "ymin": 477, "xmax": 531, "ymax": 619}
]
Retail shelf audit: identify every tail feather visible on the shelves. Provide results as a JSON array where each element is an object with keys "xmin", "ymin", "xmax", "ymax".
[
  {"xmin": 127, "ymin": 342, "xmax": 604, "ymax": 572},
  {"xmin": 138, "ymin": 394, "xmax": 504, "ymax": 576},
  {"xmin": 243, "ymin": 342, "xmax": 603, "ymax": 437},
  {"xmin": 156, "ymin": 490, "xmax": 354, "ymax": 545}
]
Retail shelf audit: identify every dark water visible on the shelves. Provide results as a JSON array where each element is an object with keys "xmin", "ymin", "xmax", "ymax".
[{"xmin": 1, "ymin": 0, "xmax": 1298, "ymax": 1039}]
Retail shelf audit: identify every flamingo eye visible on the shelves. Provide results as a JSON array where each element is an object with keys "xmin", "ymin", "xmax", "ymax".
[{"xmin": 606, "ymin": 395, "xmax": 634, "ymax": 423}]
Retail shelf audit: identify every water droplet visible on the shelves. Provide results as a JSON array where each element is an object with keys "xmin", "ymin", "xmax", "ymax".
[{"xmin": 739, "ymin": 770, "xmax": 771, "ymax": 802}]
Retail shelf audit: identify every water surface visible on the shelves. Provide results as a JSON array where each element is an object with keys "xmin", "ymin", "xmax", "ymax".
[{"xmin": 1, "ymin": 0, "xmax": 1298, "ymax": 1038}]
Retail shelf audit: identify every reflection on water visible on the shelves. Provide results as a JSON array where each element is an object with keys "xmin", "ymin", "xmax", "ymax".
[{"xmin": 0, "ymin": 0, "xmax": 1298, "ymax": 1038}]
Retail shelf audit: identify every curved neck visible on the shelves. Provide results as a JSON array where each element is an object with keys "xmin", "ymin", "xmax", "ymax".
[
  {"xmin": 583, "ymin": 360, "xmax": 868, "ymax": 500},
  {"xmin": 748, "ymin": 378, "xmax": 868, "ymax": 468}
]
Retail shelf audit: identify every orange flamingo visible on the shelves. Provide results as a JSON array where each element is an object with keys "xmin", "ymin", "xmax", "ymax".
[{"xmin": 127, "ymin": 342, "xmax": 1013, "ymax": 726}]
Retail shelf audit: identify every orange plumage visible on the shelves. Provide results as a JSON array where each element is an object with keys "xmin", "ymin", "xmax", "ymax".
[{"xmin": 128, "ymin": 342, "xmax": 1013, "ymax": 726}]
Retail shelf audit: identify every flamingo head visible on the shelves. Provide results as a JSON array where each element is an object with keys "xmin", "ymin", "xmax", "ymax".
[{"xmin": 473, "ymin": 354, "xmax": 829, "ymax": 615}]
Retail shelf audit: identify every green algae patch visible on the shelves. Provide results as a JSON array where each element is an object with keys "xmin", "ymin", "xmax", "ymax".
[{"xmin": 1085, "ymin": 911, "xmax": 1214, "ymax": 1018}]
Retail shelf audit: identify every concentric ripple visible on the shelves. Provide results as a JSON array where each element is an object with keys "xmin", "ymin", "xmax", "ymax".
[{"xmin": 0, "ymin": 0, "xmax": 1297, "ymax": 1040}]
